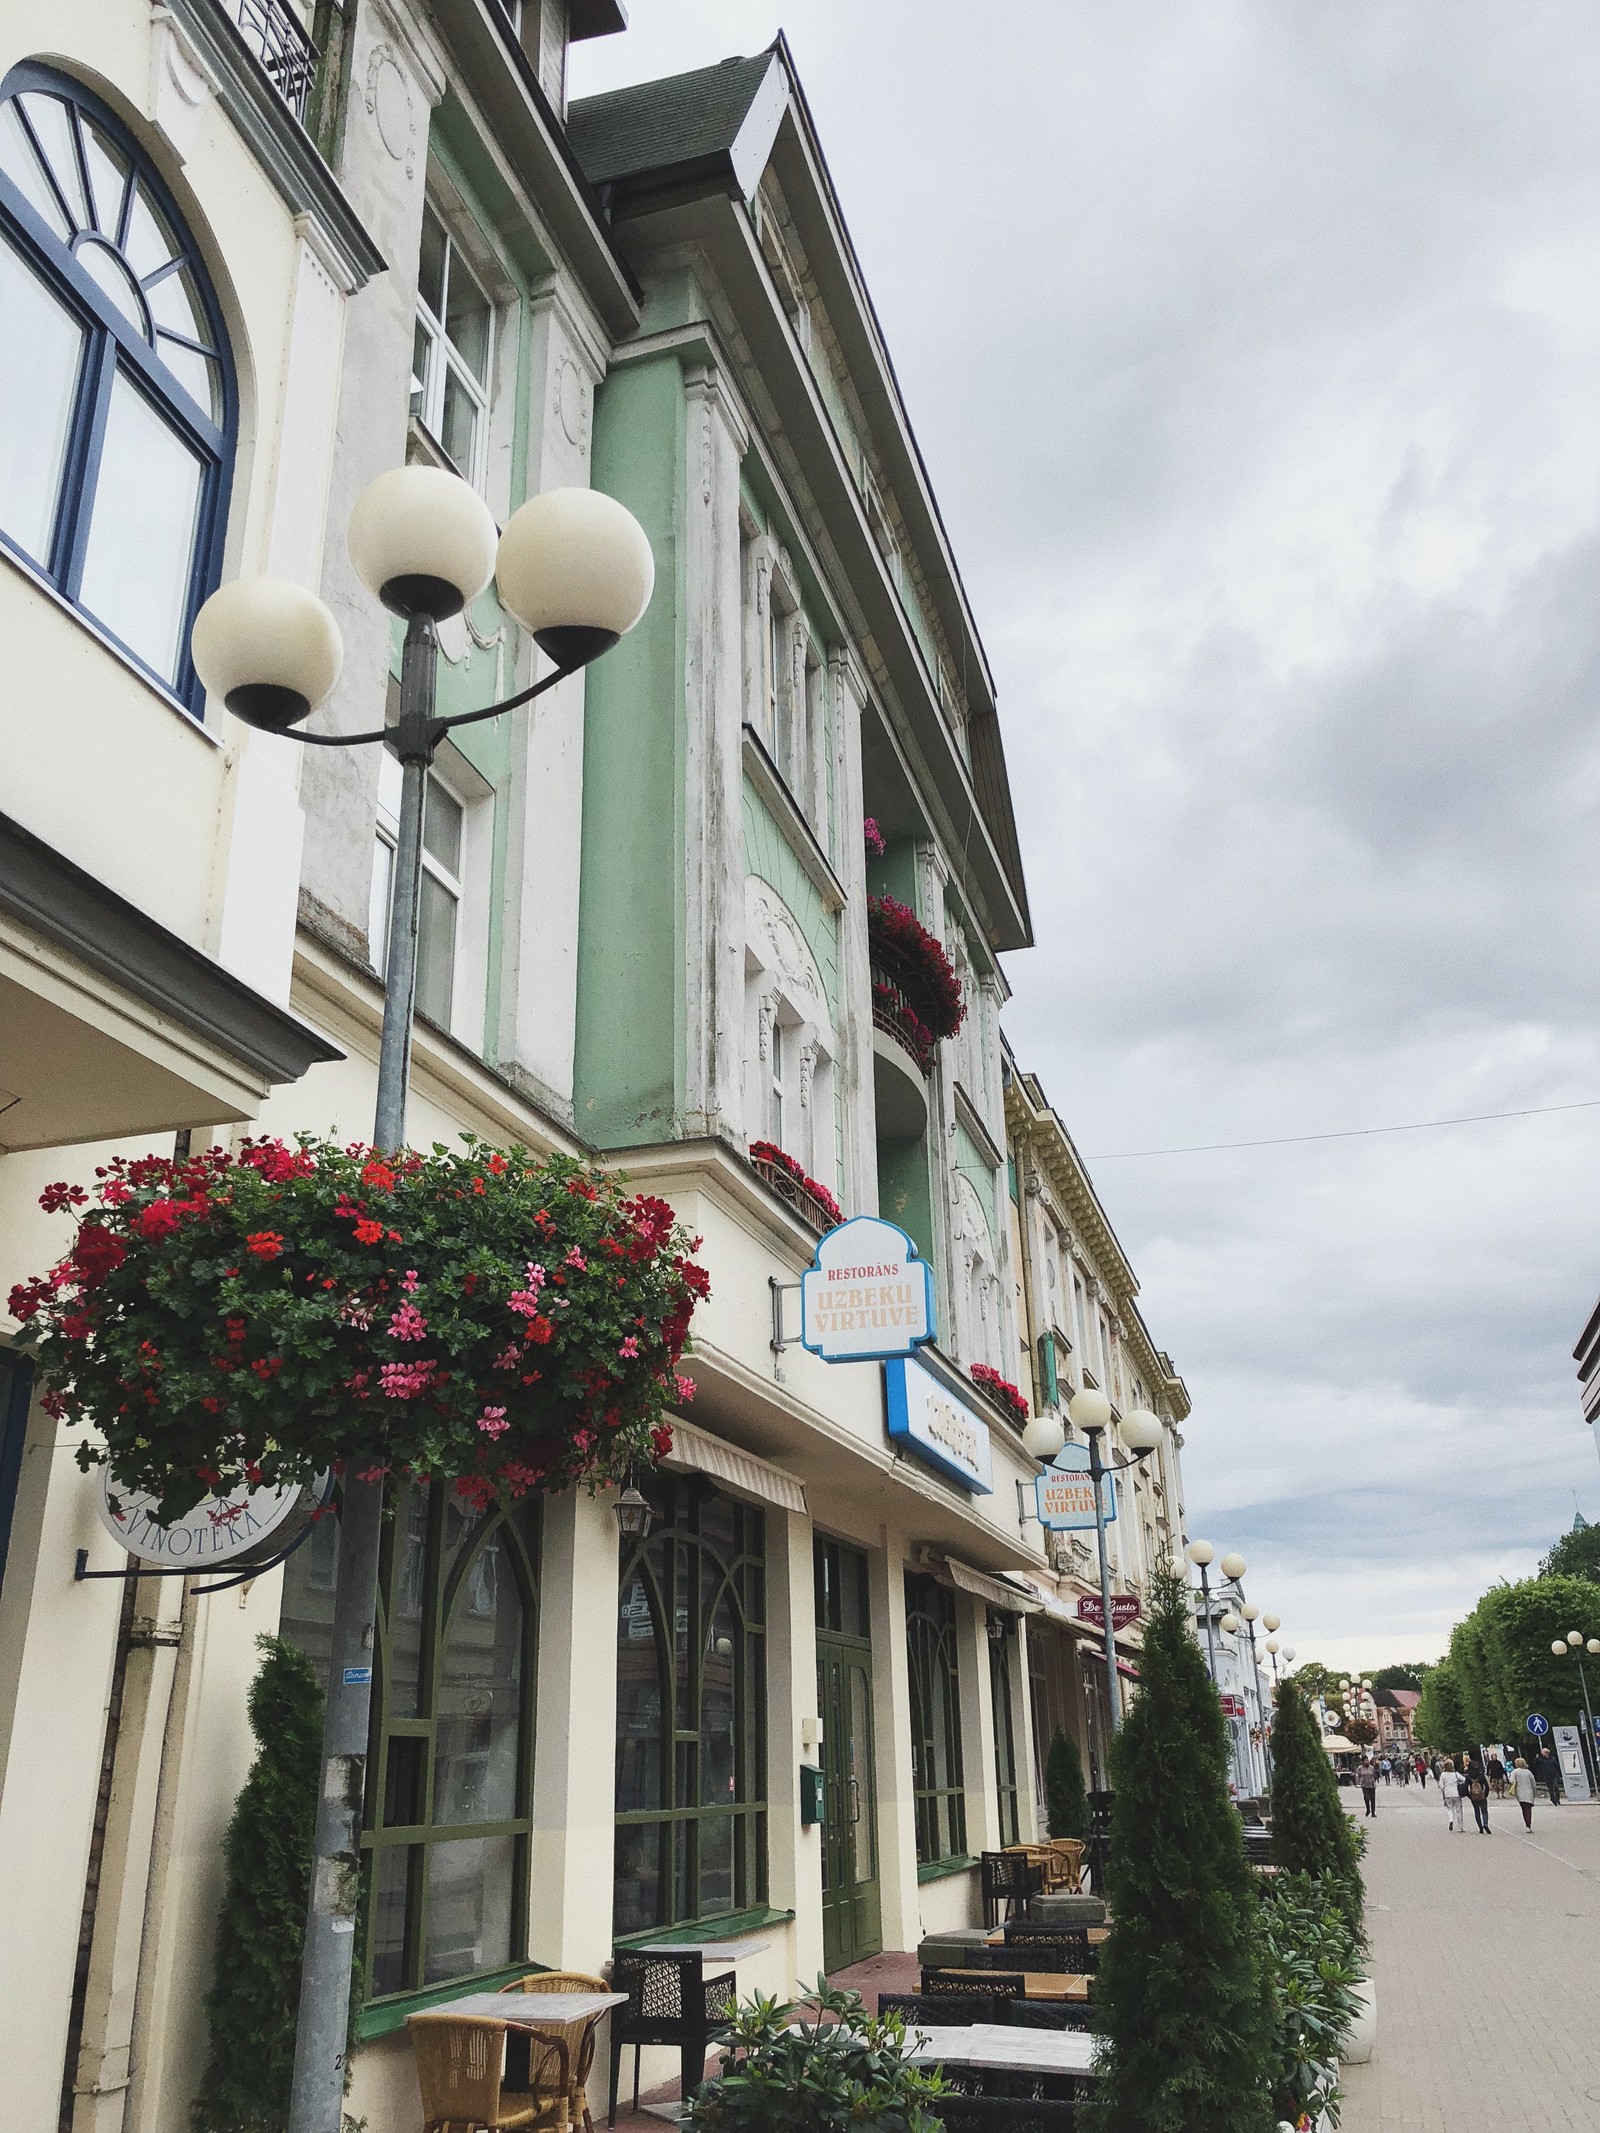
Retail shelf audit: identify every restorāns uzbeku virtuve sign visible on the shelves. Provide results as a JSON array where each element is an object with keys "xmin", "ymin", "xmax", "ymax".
[{"xmin": 800, "ymin": 1214, "xmax": 935, "ymax": 1362}]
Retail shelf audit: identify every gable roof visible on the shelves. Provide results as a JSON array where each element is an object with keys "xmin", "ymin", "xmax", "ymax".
[{"xmin": 567, "ymin": 51, "xmax": 784, "ymax": 200}]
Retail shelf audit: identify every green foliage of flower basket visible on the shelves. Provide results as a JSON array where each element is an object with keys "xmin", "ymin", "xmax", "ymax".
[
  {"xmin": 191, "ymin": 1636, "xmax": 330, "ymax": 2133},
  {"xmin": 687, "ymin": 1980, "xmax": 947, "ymax": 2133},
  {"xmin": 9, "ymin": 1136, "xmax": 707, "ymax": 1522}
]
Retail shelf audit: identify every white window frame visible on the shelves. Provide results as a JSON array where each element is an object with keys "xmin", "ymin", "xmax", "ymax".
[{"xmin": 411, "ymin": 201, "xmax": 494, "ymax": 491}]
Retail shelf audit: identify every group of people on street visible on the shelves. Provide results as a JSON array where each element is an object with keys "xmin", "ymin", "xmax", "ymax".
[{"xmin": 1355, "ymin": 1745, "xmax": 1566, "ymax": 1830}]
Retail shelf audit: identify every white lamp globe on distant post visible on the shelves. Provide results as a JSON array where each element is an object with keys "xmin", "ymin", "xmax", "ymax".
[
  {"xmin": 1588, "ymin": 1639, "xmax": 1600, "ymax": 1656},
  {"xmin": 1022, "ymin": 1411, "xmax": 1066, "ymax": 1462},
  {"xmin": 1220, "ymin": 1552, "xmax": 1247, "ymax": 1582},
  {"xmin": 1068, "ymin": 1388, "xmax": 1112, "ymax": 1434},
  {"xmin": 494, "ymin": 485, "xmax": 655, "ymax": 668},
  {"xmin": 1265, "ymin": 1639, "xmax": 1279, "ymax": 1655},
  {"xmin": 1553, "ymin": 1640, "xmax": 1569, "ymax": 1657},
  {"xmin": 1120, "ymin": 1408, "xmax": 1164, "ymax": 1455},
  {"xmin": 1241, "ymin": 1602, "xmax": 1259, "ymax": 1623},
  {"xmin": 346, "ymin": 463, "xmax": 499, "ymax": 620},
  {"xmin": 1264, "ymin": 1614, "xmax": 1281, "ymax": 1635},
  {"xmin": 191, "ymin": 576, "xmax": 344, "ymax": 734},
  {"xmin": 1568, "ymin": 1631, "xmax": 1585, "ymax": 1647},
  {"xmin": 1185, "ymin": 1540, "xmax": 1214, "ymax": 1568},
  {"xmin": 1220, "ymin": 1612, "xmax": 1241, "ymax": 1635}
]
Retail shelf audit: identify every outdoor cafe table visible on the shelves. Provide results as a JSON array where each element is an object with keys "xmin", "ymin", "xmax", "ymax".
[
  {"xmin": 904, "ymin": 2025, "xmax": 1099, "ymax": 2077},
  {"xmin": 928, "ymin": 1968, "xmax": 1091, "ymax": 2003}
]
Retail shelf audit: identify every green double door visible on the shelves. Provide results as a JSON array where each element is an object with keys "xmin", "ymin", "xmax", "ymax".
[{"xmin": 815, "ymin": 1537, "xmax": 881, "ymax": 1973}]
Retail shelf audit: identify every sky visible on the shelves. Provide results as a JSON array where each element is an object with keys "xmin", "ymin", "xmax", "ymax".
[{"xmin": 570, "ymin": 3, "xmax": 1600, "ymax": 1671}]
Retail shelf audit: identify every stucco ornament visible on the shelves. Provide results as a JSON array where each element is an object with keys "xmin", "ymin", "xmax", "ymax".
[
  {"xmin": 553, "ymin": 355, "xmax": 590, "ymax": 449},
  {"xmin": 365, "ymin": 43, "xmax": 415, "ymax": 174}
]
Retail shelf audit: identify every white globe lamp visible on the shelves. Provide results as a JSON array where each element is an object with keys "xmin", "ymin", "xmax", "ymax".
[
  {"xmin": 191, "ymin": 576, "xmax": 343, "ymax": 732},
  {"xmin": 495, "ymin": 485, "xmax": 655, "ymax": 668},
  {"xmin": 1068, "ymin": 1388, "xmax": 1113, "ymax": 1434},
  {"xmin": 347, "ymin": 465, "xmax": 499, "ymax": 620},
  {"xmin": 1022, "ymin": 1412, "xmax": 1066, "ymax": 1462},
  {"xmin": 1185, "ymin": 1539, "xmax": 1215, "ymax": 1568},
  {"xmin": 1220, "ymin": 1552, "xmax": 1247, "ymax": 1581}
]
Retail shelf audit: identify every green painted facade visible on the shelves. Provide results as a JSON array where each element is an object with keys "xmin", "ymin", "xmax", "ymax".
[
  {"xmin": 878, "ymin": 1134, "xmax": 934, "ymax": 1268},
  {"xmin": 955, "ymin": 1120, "xmax": 999, "ymax": 1250},
  {"xmin": 741, "ymin": 784, "xmax": 840, "ymax": 1020},
  {"xmin": 574, "ymin": 352, "xmax": 689, "ymax": 1146}
]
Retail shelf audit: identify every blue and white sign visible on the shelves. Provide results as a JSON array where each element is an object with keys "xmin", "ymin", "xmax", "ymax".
[
  {"xmin": 1554, "ymin": 1725, "xmax": 1591, "ymax": 1802},
  {"xmin": 885, "ymin": 1355, "xmax": 992, "ymax": 1493},
  {"xmin": 801, "ymin": 1215, "xmax": 935, "ymax": 1362},
  {"xmin": 1526, "ymin": 1712, "xmax": 1550, "ymax": 1737},
  {"xmin": 1034, "ymin": 1442, "xmax": 1117, "ymax": 1531}
]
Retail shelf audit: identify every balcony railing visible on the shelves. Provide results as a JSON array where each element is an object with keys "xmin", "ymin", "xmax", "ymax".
[
  {"xmin": 870, "ymin": 953, "xmax": 936, "ymax": 1075},
  {"xmin": 221, "ymin": 0, "xmax": 319, "ymax": 126},
  {"xmin": 747, "ymin": 1145, "xmax": 842, "ymax": 1236}
]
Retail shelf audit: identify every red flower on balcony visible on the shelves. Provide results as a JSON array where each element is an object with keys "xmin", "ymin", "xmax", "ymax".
[
  {"xmin": 971, "ymin": 1362, "xmax": 1029, "ymax": 1426},
  {"xmin": 867, "ymin": 896, "xmax": 966, "ymax": 1041},
  {"xmin": 747, "ymin": 1142, "xmax": 845, "ymax": 1229}
]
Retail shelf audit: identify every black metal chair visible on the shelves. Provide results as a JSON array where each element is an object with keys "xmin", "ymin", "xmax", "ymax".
[
  {"xmin": 981, "ymin": 1849, "xmax": 1044, "ymax": 1927},
  {"xmin": 1002, "ymin": 1926, "xmax": 1096, "ymax": 1977},
  {"xmin": 932, "ymin": 2096, "xmax": 1079, "ymax": 2130},
  {"xmin": 921, "ymin": 1968, "xmax": 1027, "ymax": 2000},
  {"xmin": 1084, "ymin": 1790, "xmax": 1113, "ymax": 1895},
  {"xmin": 878, "ymin": 1989, "xmax": 998, "ymax": 2027},
  {"xmin": 1002, "ymin": 1998, "xmax": 1096, "ymax": 2033},
  {"xmin": 606, "ymin": 1949, "xmax": 737, "ymax": 2126}
]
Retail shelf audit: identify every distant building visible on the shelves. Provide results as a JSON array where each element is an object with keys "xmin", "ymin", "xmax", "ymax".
[
  {"xmin": 1574, "ymin": 1295, "xmax": 1600, "ymax": 1474},
  {"xmin": 1373, "ymin": 1688, "xmax": 1419, "ymax": 1757}
]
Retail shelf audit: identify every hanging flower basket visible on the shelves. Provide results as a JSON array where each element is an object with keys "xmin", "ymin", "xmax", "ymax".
[
  {"xmin": 746, "ymin": 1142, "xmax": 844, "ymax": 1231},
  {"xmin": 866, "ymin": 896, "xmax": 966, "ymax": 1041},
  {"xmin": 971, "ymin": 1362, "xmax": 1029, "ymax": 1426},
  {"xmin": 8, "ymin": 1136, "xmax": 709, "ymax": 1523}
]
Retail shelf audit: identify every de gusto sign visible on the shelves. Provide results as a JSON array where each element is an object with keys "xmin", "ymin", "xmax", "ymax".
[{"xmin": 1077, "ymin": 1593, "xmax": 1141, "ymax": 1630}]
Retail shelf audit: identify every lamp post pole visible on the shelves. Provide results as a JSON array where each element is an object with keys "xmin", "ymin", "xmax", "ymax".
[
  {"xmin": 192, "ymin": 468, "xmax": 654, "ymax": 2133},
  {"xmin": 1087, "ymin": 1423, "xmax": 1121, "ymax": 1733},
  {"xmin": 1194, "ymin": 1558, "xmax": 1219, "ymax": 1681}
]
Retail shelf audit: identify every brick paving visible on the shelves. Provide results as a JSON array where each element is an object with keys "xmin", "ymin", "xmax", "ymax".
[{"xmin": 1340, "ymin": 1776, "xmax": 1600, "ymax": 2130}]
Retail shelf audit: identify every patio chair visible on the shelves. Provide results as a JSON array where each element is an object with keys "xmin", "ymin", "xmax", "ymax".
[
  {"xmin": 981, "ymin": 1849, "xmax": 1044, "ymax": 1928},
  {"xmin": 498, "ymin": 1974, "xmax": 612, "ymax": 2133},
  {"xmin": 879, "ymin": 1990, "xmax": 998, "ymax": 2027},
  {"xmin": 408, "ymin": 2013, "xmax": 571, "ymax": 2133},
  {"xmin": 1044, "ymin": 1839, "xmax": 1085, "ymax": 1893},
  {"xmin": 1001, "ymin": 1999, "xmax": 1095, "ymax": 2034},
  {"xmin": 606, "ymin": 1949, "xmax": 737, "ymax": 2128},
  {"xmin": 922, "ymin": 1968, "xmax": 1027, "ymax": 2001}
]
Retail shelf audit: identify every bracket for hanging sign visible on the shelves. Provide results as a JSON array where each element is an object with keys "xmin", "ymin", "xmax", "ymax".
[
  {"xmin": 770, "ymin": 1277, "xmax": 801, "ymax": 1356},
  {"xmin": 73, "ymin": 1472, "xmax": 333, "ymax": 1597}
]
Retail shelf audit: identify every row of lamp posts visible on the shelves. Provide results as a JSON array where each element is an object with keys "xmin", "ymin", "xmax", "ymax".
[{"xmin": 1183, "ymin": 1539, "xmax": 1291, "ymax": 1793}]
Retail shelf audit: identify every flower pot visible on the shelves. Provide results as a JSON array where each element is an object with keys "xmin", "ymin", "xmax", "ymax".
[{"xmin": 1339, "ymin": 1977, "xmax": 1377, "ymax": 2065}]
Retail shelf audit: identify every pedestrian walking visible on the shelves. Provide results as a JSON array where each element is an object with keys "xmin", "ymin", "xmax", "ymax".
[
  {"xmin": 1357, "ymin": 1754, "xmax": 1379, "ymax": 1816},
  {"xmin": 1534, "ymin": 1745, "xmax": 1563, "ymax": 1805},
  {"xmin": 1465, "ymin": 1762, "xmax": 1492, "ymax": 1833},
  {"xmin": 1416, "ymin": 1754, "xmax": 1430, "ymax": 1786},
  {"xmin": 1512, "ymin": 1755, "xmax": 1537, "ymax": 1829},
  {"xmin": 1439, "ymin": 1757, "xmax": 1464, "ymax": 1832},
  {"xmin": 1487, "ymin": 1753, "xmax": 1506, "ymax": 1799},
  {"xmin": 1380, "ymin": 1756, "xmax": 1392, "ymax": 1784}
]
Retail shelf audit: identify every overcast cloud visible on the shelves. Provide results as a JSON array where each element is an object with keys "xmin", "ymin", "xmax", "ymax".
[{"xmin": 571, "ymin": 3, "xmax": 1600, "ymax": 1669}]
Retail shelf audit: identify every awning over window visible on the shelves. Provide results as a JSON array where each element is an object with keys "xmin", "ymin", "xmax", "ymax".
[
  {"xmin": 659, "ymin": 1417, "xmax": 807, "ymax": 1516},
  {"xmin": 925, "ymin": 1553, "xmax": 1043, "ymax": 1614}
]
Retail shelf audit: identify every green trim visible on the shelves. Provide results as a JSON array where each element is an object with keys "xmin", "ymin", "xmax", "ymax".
[
  {"xmin": 917, "ymin": 1853, "xmax": 978, "ymax": 1886},
  {"xmin": 356, "ymin": 1958, "xmax": 543, "ymax": 2042},
  {"xmin": 614, "ymin": 1903, "xmax": 795, "ymax": 1951}
]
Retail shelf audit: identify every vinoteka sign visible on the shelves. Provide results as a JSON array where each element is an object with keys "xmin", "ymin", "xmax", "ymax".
[
  {"xmin": 800, "ymin": 1216, "xmax": 935, "ymax": 1362},
  {"xmin": 95, "ymin": 1470, "xmax": 314, "ymax": 1566}
]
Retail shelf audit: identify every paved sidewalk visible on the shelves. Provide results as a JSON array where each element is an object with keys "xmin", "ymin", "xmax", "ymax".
[{"xmin": 1341, "ymin": 1778, "xmax": 1600, "ymax": 2131}]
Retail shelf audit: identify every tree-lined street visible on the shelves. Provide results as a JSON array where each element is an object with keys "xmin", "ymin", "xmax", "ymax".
[{"xmin": 1342, "ymin": 1784, "xmax": 1600, "ymax": 2130}]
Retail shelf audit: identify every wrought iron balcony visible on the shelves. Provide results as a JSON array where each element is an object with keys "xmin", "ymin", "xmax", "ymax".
[
  {"xmin": 870, "ymin": 953, "xmax": 935, "ymax": 1075},
  {"xmin": 747, "ymin": 1144, "xmax": 842, "ymax": 1236},
  {"xmin": 220, "ymin": 0, "xmax": 319, "ymax": 126}
]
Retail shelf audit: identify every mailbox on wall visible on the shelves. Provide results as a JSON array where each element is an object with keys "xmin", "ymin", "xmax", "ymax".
[{"xmin": 799, "ymin": 1764, "xmax": 826, "ymax": 1825}]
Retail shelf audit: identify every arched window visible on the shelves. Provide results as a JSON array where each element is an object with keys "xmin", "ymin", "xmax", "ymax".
[
  {"xmin": 615, "ymin": 1476, "xmax": 767, "ymax": 1936},
  {"xmin": 0, "ymin": 64, "xmax": 233, "ymax": 707}
]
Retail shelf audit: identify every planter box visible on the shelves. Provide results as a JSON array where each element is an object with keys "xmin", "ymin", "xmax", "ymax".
[
  {"xmin": 1028, "ymin": 1893, "xmax": 1107, "ymax": 1927},
  {"xmin": 1339, "ymin": 1977, "xmax": 1377, "ymax": 2065}
]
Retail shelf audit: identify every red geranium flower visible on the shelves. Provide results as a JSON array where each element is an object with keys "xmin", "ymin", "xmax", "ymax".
[{"xmin": 245, "ymin": 1232, "xmax": 285, "ymax": 1259}]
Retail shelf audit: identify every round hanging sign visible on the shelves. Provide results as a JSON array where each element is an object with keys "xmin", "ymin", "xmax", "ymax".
[{"xmin": 95, "ymin": 1469, "xmax": 322, "ymax": 1569}]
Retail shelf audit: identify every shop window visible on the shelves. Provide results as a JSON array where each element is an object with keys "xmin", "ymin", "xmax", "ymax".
[
  {"xmin": 0, "ymin": 65, "xmax": 233, "ymax": 708},
  {"xmin": 614, "ymin": 1476, "xmax": 766, "ymax": 1936},
  {"xmin": 905, "ymin": 1572, "xmax": 966, "ymax": 1864},
  {"xmin": 989, "ymin": 1616, "xmax": 1020, "ymax": 1848},
  {"xmin": 411, "ymin": 200, "xmax": 493, "ymax": 488},
  {"xmin": 280, "ymin": 1483, "xmax": 539, "ymax": 2000}
]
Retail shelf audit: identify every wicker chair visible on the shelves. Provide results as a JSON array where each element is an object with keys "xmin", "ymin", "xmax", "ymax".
[
  {"xmin": 878, "ymin": 1990, "xmax": 997, "ymax": 2028},
  {"xmin": 497, "ymin": 1975, "xmax": 612, "ymax": 2133},
  {"xmin": 1045, "ymin": 1839, "xmax": 1085, "ymax": 1892},
  {"xmin": 408, "ymin": 2013, "xmax": 571, "ymax": 2133},
  {"xmin": 606, "ymin": 1950, "xmax": 737, "ymax": 2128},
  {"xmin": 980, "ymin": 1849, "xmax": 1043, "ymax": 1928}
]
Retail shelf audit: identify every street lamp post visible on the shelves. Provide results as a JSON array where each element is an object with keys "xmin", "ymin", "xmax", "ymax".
[
  {"xmin": 1553, "ymin": 1632, "xmax": 1600, "ymax": 1789},
  {"xmin": 191, "ymin": 467, "xmax": 654, "ymax": 2133},
  {"xmin": 1064, "ymin": 1393, "xmax": 1165, "ymax": 1734},
  {"xmin": 1234, "ymin": 1590, "xmax": 1271, "ymax": 1791},
  {"xmin": 1186, "ymin": 1538, "xmax": 1220, "ymax": 1684}
]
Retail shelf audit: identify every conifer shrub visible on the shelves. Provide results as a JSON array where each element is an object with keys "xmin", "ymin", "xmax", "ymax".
[
  {"xmin": 1045, "ymin": 1728, "xmax": 1089, "ymax": 1840},
  {"xmin": 1268, "ymin": 1676, "xmax": 1364, "ymax": 1945},
  {"xmin": 192, "ymin": 1635, "xmax": 324, "ymax": 2133},
  {"xmin": 1088, "ymin": 1566, "xmax": 1275, "ymax": 2132}
]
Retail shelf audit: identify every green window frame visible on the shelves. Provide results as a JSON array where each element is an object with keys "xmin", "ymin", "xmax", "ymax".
[
  {"xmin": 279, "ymin": 1480, "xmax": 540, "ymax": 2005},
  {"xmin": 615, "ymin": 1476, "xmax": 767, "ymax": 1937},
  {"xmin": 906, "ymin": 1572, "xmax": 966, "ymax": 1864},
  {"xmin": 989, "ymin": 1615, "xmax": 1021, "ymax": 1847}
]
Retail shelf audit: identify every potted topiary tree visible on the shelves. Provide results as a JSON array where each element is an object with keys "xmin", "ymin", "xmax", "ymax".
[
  {"xmin": 1091, "ymin": 1565, "xmax": 1277, "ymax": 2131},
  {"xmin": 1269, "ymin": 1677, "xmax": 1372, "ymax": 2077},
  {"xmin": 1045, "ymin": 1728, "xmax": 1089, "ymax": 1840},
  {"xmin": 687, "ymin": 1979, "xmax": 946, "ymax": 2132}
]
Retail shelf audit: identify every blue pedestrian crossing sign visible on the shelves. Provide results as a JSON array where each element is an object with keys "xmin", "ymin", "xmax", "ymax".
[{"xmin": 1526, "ymin": 1712, "xmax": 1550, "ymax": 1736}]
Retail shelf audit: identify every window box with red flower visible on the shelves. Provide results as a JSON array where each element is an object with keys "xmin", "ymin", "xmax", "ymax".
[
  {"xmin": 8, "ymin": 1137, "xmax": 709, "ymax": 1524},
  {"xmin": 746, "ymin": 1141, "xmax": 844, "ymax": 1234},
  {"xmin": 867, "ymin": 896, "xmax": 965, "ymax": 1076},
  {"xmin": 970, "ymin": 1362, "xmax": 1029, "ymax": 1428}
]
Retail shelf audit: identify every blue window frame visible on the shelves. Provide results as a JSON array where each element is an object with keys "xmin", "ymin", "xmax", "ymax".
[{"xmin": 0, "ymin": 64, "xmax": 234, "ymax": 712}]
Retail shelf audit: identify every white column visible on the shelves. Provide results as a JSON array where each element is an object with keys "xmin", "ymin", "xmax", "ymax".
[
  {"xmin": 957, "ymin": 1592, "xmax": 999, "ymax": 1857},
  {"xmin": 764, "ymin": 1507, "xmax": 822, "ymax": 1980},
  {"xmin": 831, "ymin": 649, "xmax": 876, "ymax": 1216},
  {"xmin": 529, "ymin": 1487, "xmax": 620, "ymax": 1973},
  {"xmin": 868, "ymin": 1535, "xmax": 920, "ymax": 1954},
  {"xmin": 1012, "ymin": 1618, "xmax": 1042, "ymax": 1843},
  {"xmin": 680, "ymin": 358, "xmax": 751, "ymax": 1143}
]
